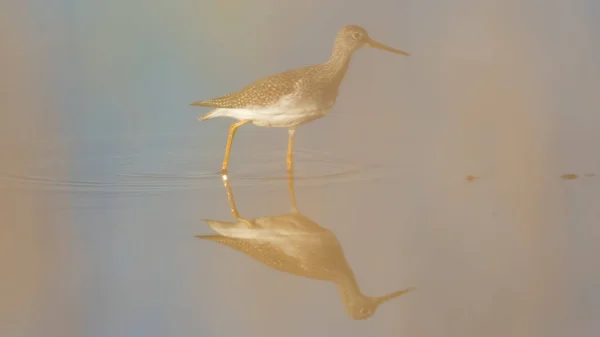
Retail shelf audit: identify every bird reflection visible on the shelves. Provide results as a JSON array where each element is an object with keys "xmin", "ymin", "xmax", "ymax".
[{"xmin": 196, "ymin": 168, "xmax": 415, "ymax": 320}]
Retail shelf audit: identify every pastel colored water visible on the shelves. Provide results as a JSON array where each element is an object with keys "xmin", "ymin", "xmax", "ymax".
[{"xmin": 2, "ymin": 1, "xmax": 600, "ymax": 337}]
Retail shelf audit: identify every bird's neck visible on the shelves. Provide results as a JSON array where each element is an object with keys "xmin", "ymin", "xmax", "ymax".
[
  {"xmin": 334, "ymin": 271, "xmax": 365, "ymax": 306},
  {"xmin": 324, "ymin": 43, "xmax": 354, "ymax": 84}
]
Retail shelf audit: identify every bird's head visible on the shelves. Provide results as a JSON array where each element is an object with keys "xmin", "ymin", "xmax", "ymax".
[
  {"xmin": 335, "ymin": 25, "xmax": 409, "ymax": 56},
  {"xmin": 345, "ymin": 287, "xmax": 416, "ymax": 320}
]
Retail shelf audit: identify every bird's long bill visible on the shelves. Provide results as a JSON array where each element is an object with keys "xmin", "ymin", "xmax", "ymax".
[
  {"xmin": 374, "ymin": 287, "xmax": 416, "ymax": 305},
  {"xmin": 367, "ymin": 38, "xmax": 409, "ymax": 56}
]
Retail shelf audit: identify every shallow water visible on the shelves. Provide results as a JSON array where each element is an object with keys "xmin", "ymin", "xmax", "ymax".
[
  {"xmin": 3, "ymin": 119, "xmax": 600, "ymax": 337},
  {"xmin": 3, "ymin": 1, "xmax": 600, "ymax": 337}
]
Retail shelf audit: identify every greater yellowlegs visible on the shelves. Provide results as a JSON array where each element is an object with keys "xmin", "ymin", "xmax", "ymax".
[
  {"xmin": 191, "ymin": 25, "xmax": 409, "ymax": 173},
  {"xmin": 196, "ymin": 168, "xmax": 415, "ymax": 320}
]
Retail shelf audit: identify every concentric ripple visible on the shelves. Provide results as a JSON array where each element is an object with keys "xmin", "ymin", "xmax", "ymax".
[{"xmin": 0, "ymin": 147, "xmax": 385, "ymax": 194}]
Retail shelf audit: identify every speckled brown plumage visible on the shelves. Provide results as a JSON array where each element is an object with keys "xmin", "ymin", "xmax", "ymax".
[
  {"xmin": 191, "ymin": 25, "xmax": 408, "ymax": 113},
  {"xmin": 191, "ymin": 61, "xmax": 349, "ymax": 111},
  {"xmin": 196, "ymin": 213, "xmax": 352, "ymax": 281},
  {"xmin": 197, "ymin": 234, "xmax": 297, "ymax": 273},
  {"xmin": 191, "ymin": 70, "xmax": 301, "ymax": 109},
  {"xmin": 191, "ymin": 25, "xmax": 409, "ymax": 171}
]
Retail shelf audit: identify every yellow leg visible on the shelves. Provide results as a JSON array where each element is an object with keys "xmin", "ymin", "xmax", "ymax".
[
  {"xmin": 287, "ymin": 165, "xmax": 298, "ymax": 213},
  {"xmin": 221, "ymin": 173, "xmax": 252, "ymax": 227},
  {"xmin": 286, "ymin": 128, "xmax": 296, "ymax": 171},
  {"xmin": 222, "ymin": 120, "xmax": 251, "ymax": 173}
]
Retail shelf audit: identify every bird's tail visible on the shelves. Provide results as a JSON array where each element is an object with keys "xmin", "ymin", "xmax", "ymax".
[
  {"xmin": 197, "ymin": 109, "xmax": 220, "ymax": 121},
  {"xmin": 198, "ymin": 112, "xmax": 213, "ymax": 121},
  {"xmin": 191, "ymin": 99, "xmax": 220, "ymax": 121}
]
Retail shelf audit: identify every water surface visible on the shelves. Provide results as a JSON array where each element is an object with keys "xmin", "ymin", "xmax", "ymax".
[{"xmin": 2, "ymin": 0, "xmax": 600, "ymax": 337}]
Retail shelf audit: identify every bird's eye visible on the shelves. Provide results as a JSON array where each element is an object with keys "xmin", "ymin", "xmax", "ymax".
[
  {"xmin": 360, "ymin": 308, "xmax": 371, "ymax": 316},
  {"xmin": 352, "ymin": 32, "xmax": 362, "ymax": 39}
]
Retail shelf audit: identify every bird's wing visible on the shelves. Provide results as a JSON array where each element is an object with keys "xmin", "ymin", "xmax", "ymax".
[
  {"xmin": 196, "ymin": 234, "xmax": 305, "ymax": 270},
  {"xmin": 196, "ymin": 234, "xmax": 254, "ymax": 249},
  {"xmin": 191, "ymin": 69, "xmax": 307, "ymax": 109},
  {"xmin": 254, "ymin": 213, "xmax": 325, "ymax": 232}
]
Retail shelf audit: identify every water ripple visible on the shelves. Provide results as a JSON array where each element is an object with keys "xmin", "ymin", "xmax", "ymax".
[{"xmin": 0, "ymin": 148, "xmax": 385, "ymax": 194}]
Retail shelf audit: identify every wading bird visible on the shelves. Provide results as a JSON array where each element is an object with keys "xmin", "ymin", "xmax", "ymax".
[{"xmin": 191, "ymin": 25, "xmax": 409, "ymax": 173}]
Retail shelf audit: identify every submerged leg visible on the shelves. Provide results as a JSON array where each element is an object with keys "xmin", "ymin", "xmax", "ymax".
[
  {"xmin": 286, "ymin": 128, "xmax": 296, "ymax": 171},
  {"xmin": 222, "ymin": 120, "xmax": 251, "ymax": 173}
]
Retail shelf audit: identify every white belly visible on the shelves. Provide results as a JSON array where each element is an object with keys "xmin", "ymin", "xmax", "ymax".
[
  {"xmin": 206, "ymin": 94, "xmax": 335, "ymax": 128},
  {"xmin": 212, "ymin": 106, "xmax": 329, "ymax": 127},
  {"xmin": 251, "ymin": 107, "xmax": 329, "ymax": 127}
]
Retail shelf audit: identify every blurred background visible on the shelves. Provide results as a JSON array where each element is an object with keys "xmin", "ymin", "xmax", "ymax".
[{"xmin": 1, "ymin": 0, "xmax": 599, "ymax": 336}]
